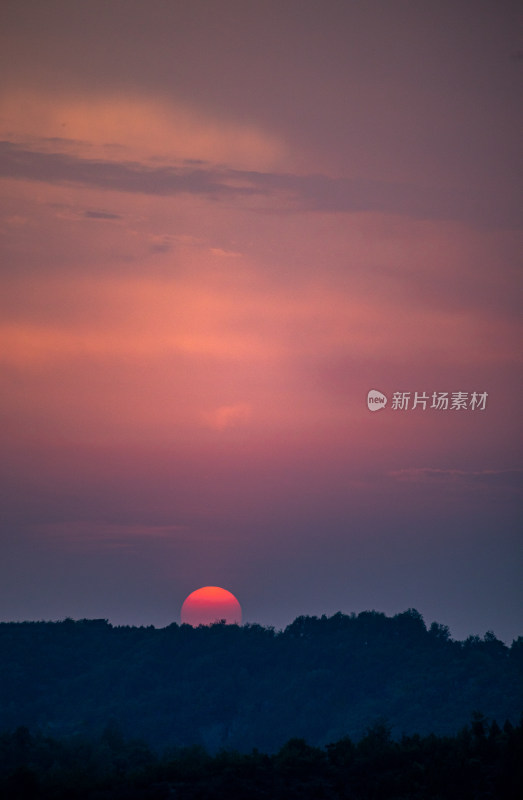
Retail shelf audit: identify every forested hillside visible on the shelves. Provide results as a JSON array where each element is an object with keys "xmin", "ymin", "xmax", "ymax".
[
  {"xmin": 1, "ymin": 610, "xmax": 521, "ymax": 753},
  {"xmin": 1, "ymin": 717, "xmax": 522, "ymax": 799}
]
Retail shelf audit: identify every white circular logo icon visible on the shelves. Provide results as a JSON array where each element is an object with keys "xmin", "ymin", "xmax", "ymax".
[{"xmin": 367, "ymin": 389, "xmax": 387, "ymax": 411}]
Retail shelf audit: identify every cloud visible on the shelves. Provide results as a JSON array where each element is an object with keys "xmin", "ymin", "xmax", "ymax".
[
  {"xmin": 210, "ymin": 248, "xmax": 242, "ymax": 258},
  {"xmin": 35, "ymin": 521, "xmax": 189, "ymax": 543},
  {"xmin": 2, "ymin": 124, "xmax": 522, "ymax": 236},
  {"xmin": 389, "ymin": 468, "xmax": 523, "ymax": 489},
  {"xmin": 202, "ymin": 404, "xmax": 252, "ymax": 431},
  {"xmin": 0, "ymin": 90, "xmax": 286, "ymax": 170},
  {"xmin": 0, "ymin": 252, "xmax": 519, "ymax": 379},
  {"xmin": 2, "ymin": 139, "xmax": 520, "ymax": 228},
  {"xmin": 84, "ymin": 210, "xmax": 121, "ymax": 220},
  {"xmin": 0, "ymin": 140, "xmax": 254, "ymax": 198}
]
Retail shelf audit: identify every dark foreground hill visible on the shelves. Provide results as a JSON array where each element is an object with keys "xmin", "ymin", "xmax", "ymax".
[
  {"xmin": 1, "ymin": 609, "xmax": 521, "ymax": 753},
  {"xmin": 1, "ymin": 717, "xmax": 522, "ymax": 799}
]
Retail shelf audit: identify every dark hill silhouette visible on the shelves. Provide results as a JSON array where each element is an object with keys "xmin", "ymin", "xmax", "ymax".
[
  {"xmin": 1, "ymin": 716, "xmax": 522, "ymax": 799},
  {"xmin": 1, "ymin": 609, "xmax": 521, "ymax": 753}
]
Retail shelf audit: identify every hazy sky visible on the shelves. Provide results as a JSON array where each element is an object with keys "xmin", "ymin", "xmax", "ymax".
[{"xmin": 1, "ymin": 0, "xmax": 521, "ymax": 642}]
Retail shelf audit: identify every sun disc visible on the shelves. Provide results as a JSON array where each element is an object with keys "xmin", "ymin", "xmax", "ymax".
[{"xmin": 180, "ymin": 586, "xmax": 242, "ymax": 626}]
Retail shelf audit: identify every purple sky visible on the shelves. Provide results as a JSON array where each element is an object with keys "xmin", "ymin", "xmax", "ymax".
[{"xmin": 0, "ymin": 1, "xmax": 522, "ymax": 641}]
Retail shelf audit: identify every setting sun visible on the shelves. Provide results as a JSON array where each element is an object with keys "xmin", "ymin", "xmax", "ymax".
[{"xmin": 181, "ymin": 586, "xmax": 242, "ymax": 627}]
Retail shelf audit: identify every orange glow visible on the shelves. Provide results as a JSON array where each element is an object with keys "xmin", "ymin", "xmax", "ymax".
[
  {"xmin": 180, "ymin": 586, "xmax": 242, "ymax": 626},
  {"xmin": 0, "ymin": 90, "xmax": 286, "ymax": 170}
]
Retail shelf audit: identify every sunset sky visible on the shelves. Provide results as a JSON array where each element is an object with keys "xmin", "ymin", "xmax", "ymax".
[{"xmin": 1, "ymin": 0, "xmax": 521, "ymax": 642}]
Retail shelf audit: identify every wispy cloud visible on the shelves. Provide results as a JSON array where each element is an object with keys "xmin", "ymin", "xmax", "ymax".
[
  {"xmin": 0, "ymin": 141, "xmax": 254, "ymax": 199},
  {"xmin": 389, "ymin": 468, "xmax": 523, "ymax": 489},
  {"xmin": 84, "ymin": 210, "xmax": 121, "ymax": 220},
  {"xmin": 1, "ymin": 140, "xmax": 518, "ymax": 228},
  {"xmin": 202, "ymin": 403, "xmax": 252, "ymax": 431}
]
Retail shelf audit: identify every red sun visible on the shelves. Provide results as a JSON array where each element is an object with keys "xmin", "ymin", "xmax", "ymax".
[{"xmin": 181, "ymin": 586, "xmax": 242, "ymax": 627}]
